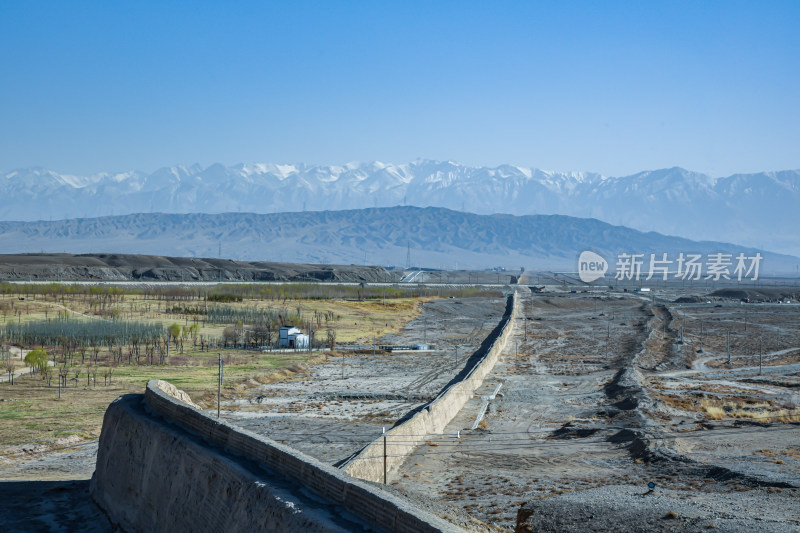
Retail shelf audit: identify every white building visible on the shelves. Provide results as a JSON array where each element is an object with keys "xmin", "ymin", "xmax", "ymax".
[{"xmin": 279, "ymin": 327, "xmax": 309, "ymax": 349}]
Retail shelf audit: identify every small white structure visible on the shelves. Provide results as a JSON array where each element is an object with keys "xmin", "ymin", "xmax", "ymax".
[{"xmin": 279, "ymin": 327, "xmax": 309, "ymax": 349}]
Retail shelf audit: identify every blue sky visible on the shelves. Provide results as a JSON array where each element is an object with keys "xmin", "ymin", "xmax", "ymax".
[{"xmin": 1, "ymin": 1, "xmax": 798, "ymax": 176}]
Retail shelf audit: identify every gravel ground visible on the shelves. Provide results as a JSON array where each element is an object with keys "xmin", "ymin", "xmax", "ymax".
[
  {"xmin": 0, "ymin": 479, "xmax": 114, "ymax": 533},
  {"xmin": 517, "ymin": 484, "xmax": 800, "ymax": 532},
  {"xmin": 0, "ymin": 441, "xmax": 112, "ymax": 533},
  {"xmin": 0, "ymin": 441, "xmax": 97, "ymax": 481},
  {"xmin": 391, "ymin": 291, "xmax": 800, "ymax": 532}
]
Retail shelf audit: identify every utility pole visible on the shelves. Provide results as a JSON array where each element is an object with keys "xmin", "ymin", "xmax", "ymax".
[
  {"xmin": 217, "ymin": 353, "xmax": 223, "ymax": 419},
  {"xmin": 699, "ymin": 321, "xmax": 704, "ymax": 352},
  {"xmin": 727, "ymin": 331, "xmax": 731, "ymax": 365},
  {"xmin": 759, "ymin": 337, "xmax": 763, "ymax": 375},
  {"xmin": 383, "ymin": 427, "xmax": 387, "ymax": 485}
]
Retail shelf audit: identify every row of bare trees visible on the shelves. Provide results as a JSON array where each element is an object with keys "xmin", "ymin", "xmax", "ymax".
[{"xmin": 0, "ymin": 280, "xmax": 500, "ymax": 304}]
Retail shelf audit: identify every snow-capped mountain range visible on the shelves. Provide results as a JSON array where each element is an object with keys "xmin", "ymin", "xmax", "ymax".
[{"xmin": 2, "ymin": 161, "xmax": 798, "ymax": 256}]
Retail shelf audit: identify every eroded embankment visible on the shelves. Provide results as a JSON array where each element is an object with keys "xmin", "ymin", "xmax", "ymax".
[
  {"xmin": 90, "ymin": 380, "xmax": 464, "ymax": 533},
  {"xmin": 605, "ymin": 303, "xmax": 798, "ymax": 489},
  {"xmin": 339, "ymin": 293, "xmax": 517, "ymax": 483}
]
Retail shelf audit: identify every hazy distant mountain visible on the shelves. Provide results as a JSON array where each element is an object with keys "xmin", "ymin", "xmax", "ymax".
[
  {"xmin": 2, "ymin": 162, "xmax": 798, "ymax": 256},
  {"xmin": 0, "ymin": 207, "xmax": 795, "ymax": 273}
]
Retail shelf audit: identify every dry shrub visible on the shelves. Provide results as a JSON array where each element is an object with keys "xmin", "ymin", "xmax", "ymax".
[
  {"xmin": 254, "ymin": 367, "xmax": 298, "ymax": 385},
  {"xmin": 286, "ymin": 362, "xmax": 309, "ymax": 373},
  {"xmin": 701, "ymin": 399, "xmax": 725, "ymax": 420},
  {"xmin": 657, "ymin": 393, "xmax": 696, "ymax": 411},
  {"xmin": 701, "ymin": 398, "xmax": 800, "ymax": 423},
  {"xmin": 768, "ymin": 409, "xmax": 800, "ymax": 423}
]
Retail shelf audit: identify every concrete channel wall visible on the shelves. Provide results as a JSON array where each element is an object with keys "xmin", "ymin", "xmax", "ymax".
[
  {"xmin": 90, "ymin": 380, "xmax": 464, "ymax": 533},
  {"xmin": 342, "ymin": 292, "xmax": 517, "ymax": 483}
]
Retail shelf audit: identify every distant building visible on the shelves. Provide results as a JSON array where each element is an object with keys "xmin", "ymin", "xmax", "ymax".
[{"xmin": 279, "ymin": 326, "xmax": 309, "ymax": 349}]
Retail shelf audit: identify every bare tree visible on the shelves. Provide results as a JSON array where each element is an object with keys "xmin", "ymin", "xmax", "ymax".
[
  {"xmin": 326, "ymin": 328, "xmax": 337, "ymax": 351},
  {"xmin": 3, "ymin": 358, "xmax": 14, "ymax": 383},
  {"xmin": 222, "ymin": 326, "xmax": 237, "ymax": 348}
]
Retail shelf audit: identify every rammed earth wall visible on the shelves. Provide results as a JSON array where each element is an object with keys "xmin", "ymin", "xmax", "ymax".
[
  {"xmin": 90, "ymin": 380, "xmax": 464, "ymax": 533},
  {"xmin": 340, "ymin": 293, "xmax": 517, "ymax": 483}
]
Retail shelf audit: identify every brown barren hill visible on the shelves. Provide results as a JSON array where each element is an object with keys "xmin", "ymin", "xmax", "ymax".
[{"xmin": 0, "ymin": 253, "xmax": 394, "ymax": 282}]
